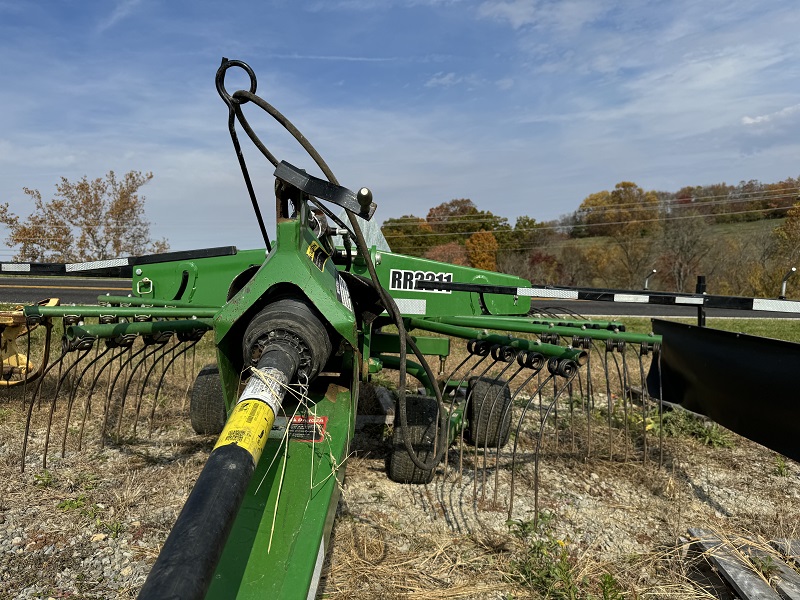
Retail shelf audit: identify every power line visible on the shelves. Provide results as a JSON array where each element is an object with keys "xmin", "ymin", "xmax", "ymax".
[
  {"xmin": 378, "ymin": 188, "xmax": 800, "ymax": 231},
  {"xmin": 383, "ymin": 205, "xmax": 795, "ymax": 239},
  {"xmin": 577, "ymin": 189, "xmax": 800, "ymax": 216}
]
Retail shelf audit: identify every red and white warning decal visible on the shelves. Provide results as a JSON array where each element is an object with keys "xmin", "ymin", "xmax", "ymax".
[{"xmin": 269, "ymin": 415, "xmax": 328, "ymax": 443}]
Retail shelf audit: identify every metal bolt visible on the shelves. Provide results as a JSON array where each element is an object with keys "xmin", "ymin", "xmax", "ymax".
[{"xmin": 135, "ymin": 268, "xmax": 143, "ymax": 276}]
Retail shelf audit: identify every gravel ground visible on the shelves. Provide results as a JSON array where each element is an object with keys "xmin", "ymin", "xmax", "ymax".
[{"xmin": 1, "ymin": 380, "xmax": 799, "ymax": 599}]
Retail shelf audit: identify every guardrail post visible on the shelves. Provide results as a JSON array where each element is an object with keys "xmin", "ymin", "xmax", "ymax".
[{"xmin": 695, "ymin": 275, "xmax": 706, "ymax": 327}]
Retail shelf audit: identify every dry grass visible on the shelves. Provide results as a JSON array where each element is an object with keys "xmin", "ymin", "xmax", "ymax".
[{"xmin": 1, "ymin": 325, "xmax": 799, "ymax": 599}]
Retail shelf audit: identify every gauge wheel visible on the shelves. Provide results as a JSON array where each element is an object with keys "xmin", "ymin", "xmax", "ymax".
[
  {"xmin": 387, "ymin": 394, "xmax": 440, "ymax": 484},
  {"xmin": 465, "ymin": 376, "xmax": 512, "ymax": 448},
  {"xmin": 190, "ymin": 364, "xmax": 227, "ymax": 435}
]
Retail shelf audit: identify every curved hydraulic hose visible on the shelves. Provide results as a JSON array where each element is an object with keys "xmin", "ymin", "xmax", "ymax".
[{"xmin": 218, "ymin": 60, "xmax": 449, "ymax": 471}]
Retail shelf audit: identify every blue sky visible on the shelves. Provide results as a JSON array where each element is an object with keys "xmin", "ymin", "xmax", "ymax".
[{"xmin": 1, "ymin": 0, "xmax": 798, "ymax": 257}]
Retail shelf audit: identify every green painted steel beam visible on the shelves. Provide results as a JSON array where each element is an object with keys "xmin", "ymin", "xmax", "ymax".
[
  {"xmin": 354, "ymin": 248, "xmax": 532, "ymax": 317},
  {"xmin": 23, "ymin": 305, "xmax": 218, "ymax": 319},
  {"xmin": 525, "ymin": 317, "xmax": 626, "ymax": 331},
  {"xmin": 433, "ymin": 315, "xmax": 662, "ymax": 346},
  {"xmin": 370, "ymin": 331, "xmax": 450, "ymax": 357},
  {"xmin": 132, "ymin": 247, "xmax": 267, "ymax": 307},
  {"xmin": 65, "ymin": 319, "xmax": 213, "ymax": 339},
  {"xmin": 406, "ymin": 317, "xmax": 588, "ymax": 364},
  {"xmin": 97, "ymin": 295, "xmax": 220, "ymax": 309}
]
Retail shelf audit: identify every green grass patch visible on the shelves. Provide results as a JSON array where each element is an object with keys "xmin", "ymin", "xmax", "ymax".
[
  {"xmin": 58, "ymin": 494, "xmax": 87, "ymax": 511},
  {"xmin": 506, "ymin": 512, "xmax": 625, "ymax": 599},
  {"xmin": 605, "ymin": 317, "xmax": 800, "ymax": 344}
]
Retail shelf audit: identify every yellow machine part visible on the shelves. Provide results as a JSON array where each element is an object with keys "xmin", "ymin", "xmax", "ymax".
[{"xmin": 0, "ymin": 298, "xmax": 59, "ymax": 386}]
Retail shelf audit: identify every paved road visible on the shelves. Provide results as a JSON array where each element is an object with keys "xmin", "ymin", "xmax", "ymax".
[
  {"xmin": 0, "ymin": 276, "xmax": 132, "ymax": 305},
  {"xmin": 2, "ymin": 276, "xmax": 798, "ymax": 319}
]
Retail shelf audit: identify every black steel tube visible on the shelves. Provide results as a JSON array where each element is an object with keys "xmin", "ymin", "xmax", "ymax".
[{"xmin": 137, "ymin": 341, "xmax": 299, "ymax": 600}]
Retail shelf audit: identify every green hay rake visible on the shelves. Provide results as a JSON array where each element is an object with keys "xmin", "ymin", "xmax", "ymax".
[{"xmin": 4, "ymin": 58, "xmax": 799, "ymax": 599}]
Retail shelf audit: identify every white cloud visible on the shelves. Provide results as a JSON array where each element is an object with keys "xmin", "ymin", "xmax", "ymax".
[
  {"xmin": 97, "ymin": 0, "xmax": 143, "ymax": 33},
  {"xmin": 477, "ymin": 0, "xmax": 538, "ymax": 29},
  {"xmin": 477, "ymin": 0, "xmax": 608, "ymax": 32},
  {"xmin": 266, "ymin": 53, "xmax": 399, "ymax": 63},
  {"xmin": 425, "ymin": 72, "xmax": 462, "ymax": 87},
  {"xmin": 742, "ymin": 104, "xmax": 800, "ymax": 126}
]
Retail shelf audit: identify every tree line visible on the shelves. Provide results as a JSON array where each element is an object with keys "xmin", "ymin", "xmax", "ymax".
[
  {"xmin": 381, "ymin": 177, "xmax": 800, "ymax": 298},
  {"xmin": 4, "ymin": 170, "xmax": 799, "ymax": 299}
]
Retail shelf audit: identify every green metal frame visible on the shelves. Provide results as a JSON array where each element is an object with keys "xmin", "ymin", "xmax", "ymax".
[{"xmin": 21, "ymin": 180, "xmax": 671, "ymax": 599}]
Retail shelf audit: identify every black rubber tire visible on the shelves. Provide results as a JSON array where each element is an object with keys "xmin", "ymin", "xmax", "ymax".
[
  {"xmin": 465, "ymin": 376, "xmax": 512, "ymax": 448},
  {"xmin": 190, "ymin": 364, "xmax": 227, "ymax": 435},
  {"xmin": 387, "ymin": 395, "xmax": 440, "ymax": 484}
]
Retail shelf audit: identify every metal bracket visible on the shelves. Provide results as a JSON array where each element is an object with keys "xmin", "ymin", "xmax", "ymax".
[
  {"xmin": 274, "ymin": 161, "xmax": 377, "ymax": 221},
  {"xmin": 137, "ymin": 277, "xmax": 153, "ymax": 295}
]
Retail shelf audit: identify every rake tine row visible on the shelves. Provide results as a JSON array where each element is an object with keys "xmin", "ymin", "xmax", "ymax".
[
  {"xmin": 22, "ymin": 348, "xmax": 69, "ymax": 472},
  {"xmin": 15, "ymin": 312, "xmax": 210, "ymax": 471},
  {"xmin": 472, "ymin": 345, "xmax": 518, "ymax": 503},
  {"xmin": 42, "ymin": 340, "xmax": 94, "ymax": 468},
  {"xmin": 428, "ymin": 318, "xmax": 664, "ymax": 523},
  {"xmin": 148, "ymin": 331, "xmax": 205, "ymax": 436},
  {"xmin": 131, "ymin": 332, "xmax": 175, "ymax": 436},
  {"xmin": 101, "ymin": 334, "xmax": 140, "ymax": 446},
  {"xmin": 492, "ymin": 350, "xmax": 546, "ymax": 506},
  {"xmin": 62, "ymin": 344, "xmax": 112, "ymax": 458}
]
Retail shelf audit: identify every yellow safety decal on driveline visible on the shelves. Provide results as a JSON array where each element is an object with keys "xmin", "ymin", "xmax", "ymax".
[{"xmin": 213, "ymin": 400, "xmax": 275, "ymax": 464}]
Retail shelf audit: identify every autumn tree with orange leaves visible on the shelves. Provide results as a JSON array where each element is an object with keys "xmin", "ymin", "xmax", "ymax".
[{"xmin": 0, "ymin": 171, "xmax": 168, "ymax": 262}]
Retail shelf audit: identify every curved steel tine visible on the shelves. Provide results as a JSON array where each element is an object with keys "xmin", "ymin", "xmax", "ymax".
[
  {"xmin": 568, "ymin": 378, "xmax": 575, "ymax": 452},
  {"xmin": 111, "ymin": 342, "xmax": 150, "ymax": 439},
  {"xmin": 132, "ymin": 338, "xmax": 173, "ymax": 435},
  {"xmin": 582, "ymin": 350, "xmax": 592, "ymax": 457},
  {"xmin": 62, "ymin": 346, "xmax": 112, "ymax": 458},
  {"xmin": 22, "ymin": 322, "xmax": 32, "ymax": 406},
  {"xmin": 493, "ymin": 353, "xmax": 545, "ymax": 506},
  {"xmin": 182, "ymin": 343, "xmax": 198, "ymax": 411},
  {"xmin": 148, "ymin": 340, "xmax": 199, "ymax": 436},
  {"xmin": 21, "ymin": 348, "xmax": 67, "ymax": 472},
  {"xmin": 616, "ymin": 349, "xmax": 629, "ymax": 461},
  {"xmin": 531, "ymin": 367, "xmax": 579, "ymax": 526},
  {"xmin": 446, "ymin": 348, "xmax": 491, "ymax": 480},
  {"xmin": 464, "ymin": 349, "xmax": 502, "ymax": 494},
  {"xmin": 602, "ymin": 347, "xmax": 614, "ymax": 459},
  {"xmin": 440, "ymin": 349, "xmax": 476, "ymax": 478},
  {"xmin": 507, "ymin": 372, "xmax": 555, "ymax": 519},
  {"xmin": 474, "ymin": 351, "xmax": 518, "ymax": 503},
  {"xmin": 77, "ymin": 346, "xmax": 129, "ymax": 452},
  {"xmin": 608, "ymin": 348, "xmax": 628, "ymax": 458},
  {"xmin": 552, "ymin": 368, "xmax": 559, "ymax": 453},
  {"xmin": 479, "ymin": 359, "xmax": 525, "ymax": 504},
  {"xmin": 32, "ymin": 340, "xmax": 63, "ymax": 410},
  {"xmin": 101, "ymin": 343, "xmax": 140, "ymax": 446},
  {"xmin": 656, "ymin": 349, "xmax": 664, "ymax": 468},
  {"xmin": 43, "ymin": 346, "xmax": 93, "ymax": 468},
  {"xmin": 137, "ymin": 339, "xmax": 179, "ymax": 430},
  {"xmin": 636, "ymin": 347, "xmax": 649, "ymax": 464},
  {"xmin": 31, "ymin": 322, "xmax": 57, "ymax": 409},
  {"xmin": 456, "ymin": 345, "xmax": 498, "ymax": 486}
]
